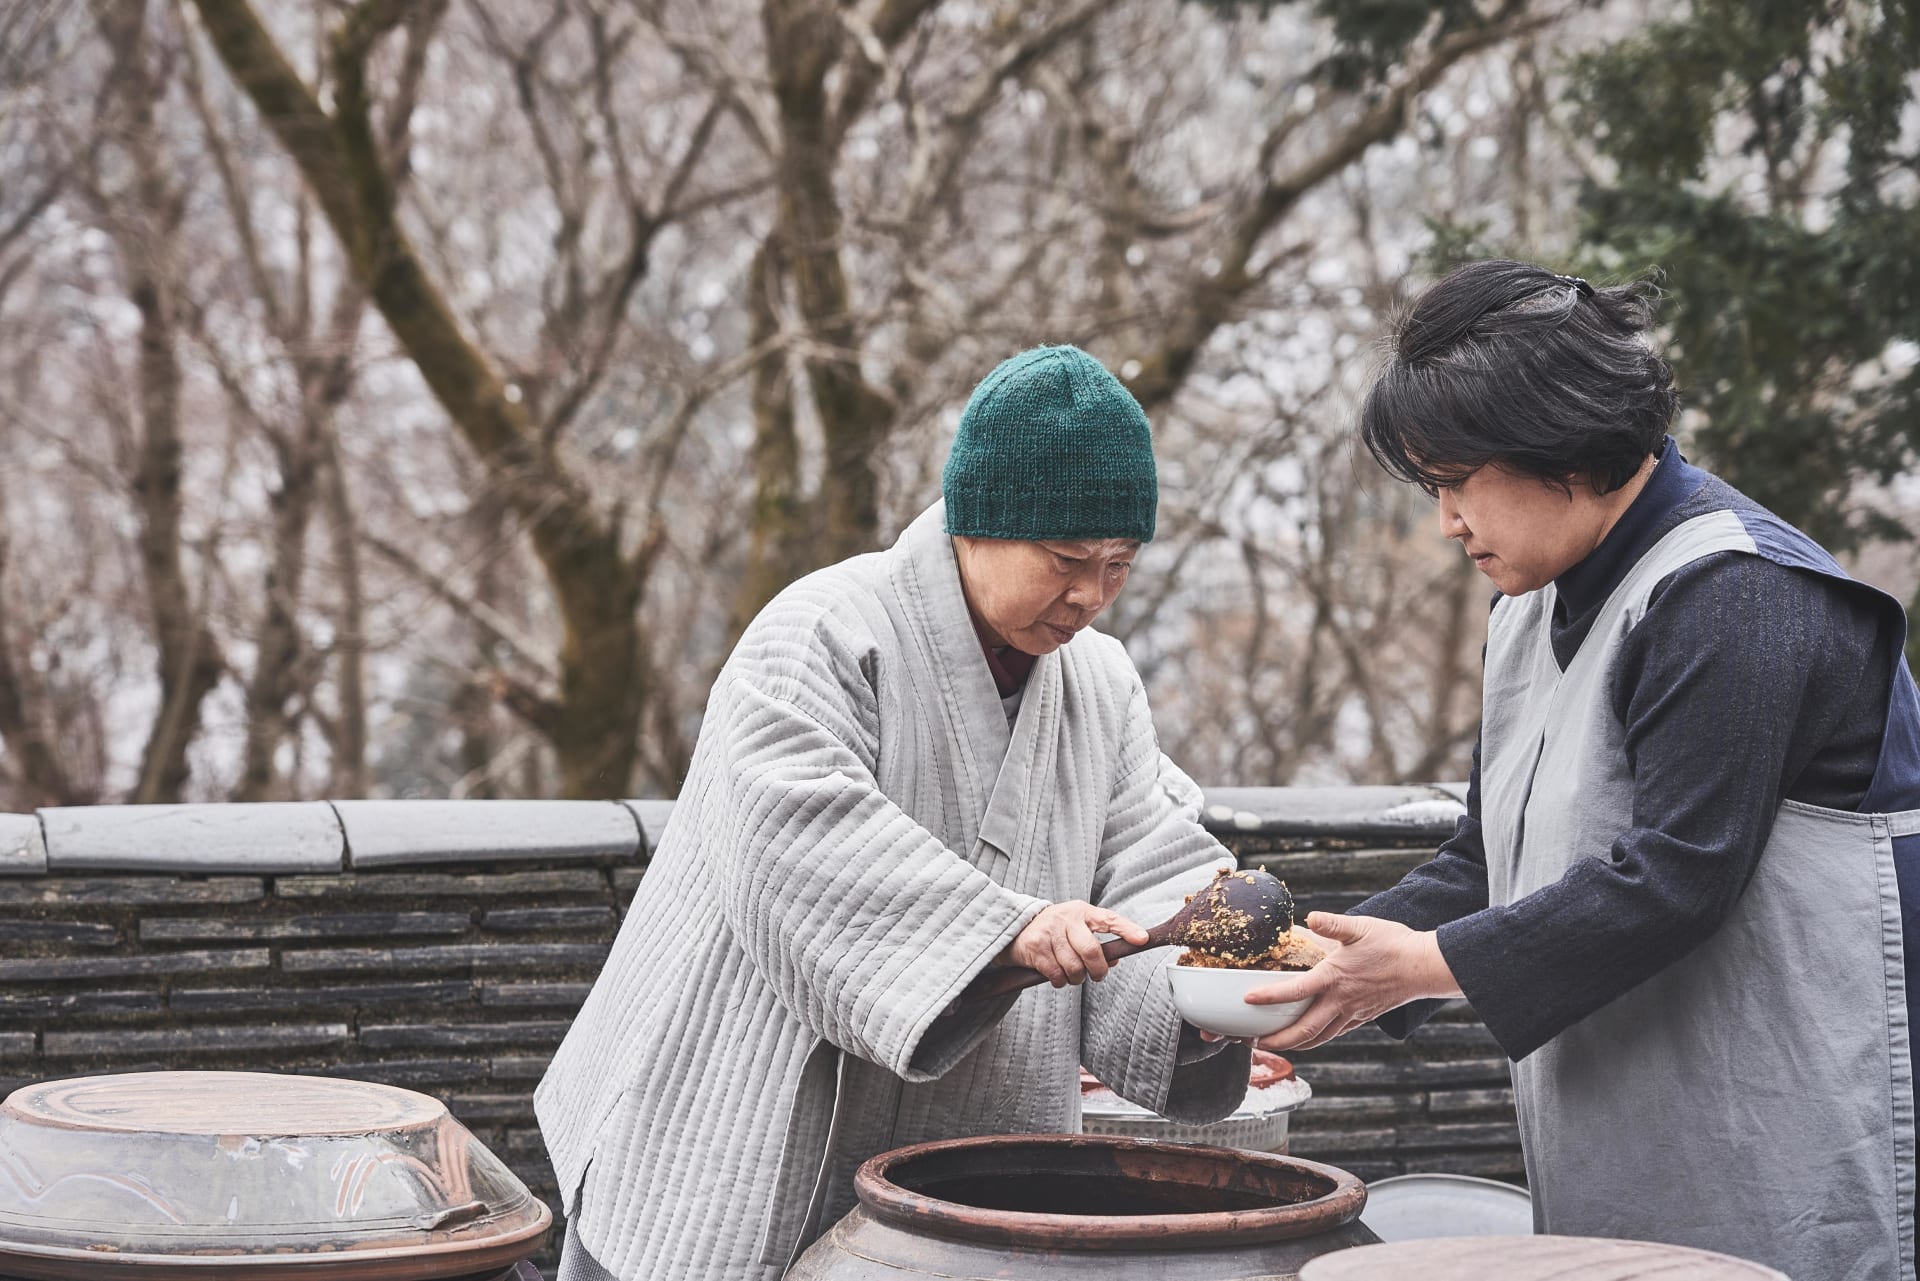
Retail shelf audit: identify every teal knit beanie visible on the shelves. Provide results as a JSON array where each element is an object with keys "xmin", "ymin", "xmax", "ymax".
[{"xmin": 942, "ymin": 345, "xmax": 1157, "ymax": 542}]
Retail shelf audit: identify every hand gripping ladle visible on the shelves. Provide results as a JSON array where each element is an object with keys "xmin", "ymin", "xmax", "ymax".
[{"xmin": 956, "ymin": 866, "xmax": 1295, "ymax": 1004}]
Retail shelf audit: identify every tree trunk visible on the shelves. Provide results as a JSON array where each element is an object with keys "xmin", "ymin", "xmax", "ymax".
[
  {"xmin": 728, "ymin": 0, "xmax": 897, "ymax": 634},
  {"xmin": 94, "ymin": 0, "xmax": 225, "ymax": 804},
  {"xmin": 126, "ymin": 276, "xmax": 225, "ymax": 803},
  {"xmin": 456, "ymin": 494, "xmax": 506, "ymax": 798},
  {"xmin": 233, "ymin": 412, "xmax": 320, "ymax": 801},
  {"xmin": 320, "ymin": 418, "xmax": 369, "ymax": 797},
  {"xmin": 0, "ymin": 535, "xmax": 84, "ymax": 807},
  {"xmin": 735, "ymin": 242, "xmax": 808, "ymax": 631},
  {"xmin": 190, "ymin": 0, "xmax": 645, "ymax": 796}
]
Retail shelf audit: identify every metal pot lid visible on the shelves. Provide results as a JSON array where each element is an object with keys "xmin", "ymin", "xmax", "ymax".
[
  {"xmin": 1079, "ymin": 1050, "xmax": 1294, "ymax": 1094},
  {"xmin": 1081, "ymin": 1051, "xmax": 1309, "ymax": 1118},
  {"xmin": 0, "ymin": 1072, "xmax": 550, "ymax": 1281}
]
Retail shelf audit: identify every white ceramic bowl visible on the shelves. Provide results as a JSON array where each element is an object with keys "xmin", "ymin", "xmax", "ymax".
[{"xmin": 1166, "ymin": 964, "xmax": 1312, "ymax": 1038}]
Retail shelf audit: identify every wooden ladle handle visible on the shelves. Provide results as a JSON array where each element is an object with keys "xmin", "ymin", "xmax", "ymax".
[{"xmin": 957, "ymin": 933, "xmax": 1163, "ymax": 1003}]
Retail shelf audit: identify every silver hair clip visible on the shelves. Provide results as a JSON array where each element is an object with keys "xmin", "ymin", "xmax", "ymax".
[{"xmin": 1556, "ymin": 273, "xmax": 1596, "ymax": 299}]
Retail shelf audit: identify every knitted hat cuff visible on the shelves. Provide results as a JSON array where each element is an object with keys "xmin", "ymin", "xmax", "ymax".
[{"xmin": 943, "ymin": 478, "xmax": 1156, "ymax": 543}]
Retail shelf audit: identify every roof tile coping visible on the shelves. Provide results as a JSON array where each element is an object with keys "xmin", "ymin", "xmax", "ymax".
[
  {"xmin": 37, "ymin": 803, "xmax": 342, "ymax": 875},
  {"xmin": 621, "ymin": 800, "xmax": 676, "ymax": 853},
  {"xmin": 1, "ymin": 786, "xmax": 1466, "ymax": 874},
  {"xmin": 1201, "ymin": 785, "xmax": 1468, "ymax": 841},
  {"xmin": 0, "ymin": 814, "xmax": 46, "ymax": 874},
  {"xmin": 334, "ymin": 800, "xmax": 641, "ymax": 869}
]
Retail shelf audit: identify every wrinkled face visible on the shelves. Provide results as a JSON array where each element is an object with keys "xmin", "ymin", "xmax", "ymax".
[
  {"xmin": 1431, "ymin": 464, "xmax": 1615, "ymax": 596},
  {"xmin": 951, "ymin": 536, "xmax": 1138, "ymax": 654}
]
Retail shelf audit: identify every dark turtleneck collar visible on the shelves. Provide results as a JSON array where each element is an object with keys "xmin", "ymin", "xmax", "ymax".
[{"xmin": 1549, "ymin": 437, "xmax": 1706, "ymax": 667}]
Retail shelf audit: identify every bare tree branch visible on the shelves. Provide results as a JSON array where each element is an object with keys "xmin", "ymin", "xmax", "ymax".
[
  {"xmin": 1122, "ymin": 4, "xmax": 1558, "ymax": 413},
  {"xmin": 827, "ymin": 0, "xmax": 940, "ymax": 146},
  {"xmin": 90, "ymin": 0, "xmax": 227, "ymax": 803},
  {"xmin": 364, "ymin": 530, "xmax": 562, "ymax": 681},
  {"xmin": 189, "ymin": 0, "xmax": 650, "ymax": 795}
]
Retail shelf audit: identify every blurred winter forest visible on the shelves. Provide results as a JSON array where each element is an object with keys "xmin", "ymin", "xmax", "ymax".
[{"xmin": 0, "ymin": 0, "xmax": 1914, "ymax": 804}]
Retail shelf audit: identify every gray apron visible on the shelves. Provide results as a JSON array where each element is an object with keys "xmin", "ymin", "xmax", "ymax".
[{"xmin": 1480, "ymin": 509, "xmax": 1917, "ymax": 1280}]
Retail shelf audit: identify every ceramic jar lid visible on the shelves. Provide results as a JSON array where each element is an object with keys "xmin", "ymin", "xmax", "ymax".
[{"xmin": 0, "ymin": 1071, "xmax": 550, "ymax": 1281}]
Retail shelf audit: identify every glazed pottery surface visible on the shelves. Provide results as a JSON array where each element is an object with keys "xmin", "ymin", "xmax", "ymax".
[{"xmin": 790, "ymin": 1134, "xmax": 1379, "ymax": 1280}]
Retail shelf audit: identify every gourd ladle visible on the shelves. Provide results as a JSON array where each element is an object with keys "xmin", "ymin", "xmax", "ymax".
[{"xmin": 957, "ymin": 866, "xmax": 1295, "ymax": 1003}]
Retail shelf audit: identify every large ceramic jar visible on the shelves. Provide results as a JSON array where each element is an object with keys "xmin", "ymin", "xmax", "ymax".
[{"xmin": 790, "ymin": 1134, "xmax": 1378, "ymax": 1280}]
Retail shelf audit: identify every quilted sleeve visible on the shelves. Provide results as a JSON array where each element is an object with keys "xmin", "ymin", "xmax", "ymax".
[
  {"xmin": 1078, "ymin": 679, "xmax": 1251, "ymax": 1123},
  {"xmin": 704, "ymin": 622, "xmax": 1046, "ymax": 1081}
]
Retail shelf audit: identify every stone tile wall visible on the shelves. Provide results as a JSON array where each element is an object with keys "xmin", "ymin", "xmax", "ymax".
[{"xmin": 0, "ymin": 787, "xmax": 1514, "ymax": 1271}]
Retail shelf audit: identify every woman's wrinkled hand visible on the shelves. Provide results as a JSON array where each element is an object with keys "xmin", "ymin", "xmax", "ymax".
[
  {"xmin": 1240, "ymin": 912, "xmax": 1462, "ymax": 1053},
  {"xmin": 998, "ymin": 901, "xmax": 1149, "ymax": 987}
]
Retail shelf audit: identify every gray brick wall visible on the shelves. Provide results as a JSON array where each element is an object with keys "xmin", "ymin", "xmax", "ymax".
[{"xmin": 0, "ymin": 787, "xmax": 1514, "ymax": 1270}]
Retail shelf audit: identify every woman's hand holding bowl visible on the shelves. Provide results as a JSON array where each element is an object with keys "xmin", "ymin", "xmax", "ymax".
[{"xmin": 1238, "ymin": 912, "xmax": 1463, "ymax": 1052}]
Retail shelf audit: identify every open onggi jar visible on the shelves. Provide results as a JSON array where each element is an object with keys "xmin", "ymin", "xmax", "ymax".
[{"xmin": 0, "ymin": 1071, "xmax": 550, "ymax": 1281}]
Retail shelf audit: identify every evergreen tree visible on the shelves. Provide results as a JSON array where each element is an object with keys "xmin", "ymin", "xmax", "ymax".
[
  {"xmin": 1569, "ymin": 1, "xmax": 1919, "ymax": 577},
  {"xmin": 1205, "ymin": 0, "xmax": 1920, "ymax": 658}
]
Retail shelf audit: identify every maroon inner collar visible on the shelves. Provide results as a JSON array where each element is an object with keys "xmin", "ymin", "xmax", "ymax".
[{"xmin": 969, "ymin": 611, "xmax": 1037, "ymax": 698}]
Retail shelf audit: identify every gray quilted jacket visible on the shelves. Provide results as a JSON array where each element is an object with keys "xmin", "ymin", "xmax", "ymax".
[{"xmin": 534, "ymin": 501, "xmax": 1252, "ymax": 1279}]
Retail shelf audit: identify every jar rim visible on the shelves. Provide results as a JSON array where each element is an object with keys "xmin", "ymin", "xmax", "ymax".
[{"xmin": 854, "ymin": 1134, "xmax": 1367, "ymax": 1251}]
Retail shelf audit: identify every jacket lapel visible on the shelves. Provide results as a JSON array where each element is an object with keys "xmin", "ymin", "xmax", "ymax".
[
  {"xmin": 885, "ymin": 504, "xmax": 1068, "ymax": 896},
  {"xmin": 886, "ymin": 503, "xmax": 1013, "ymax": 830},
  {"xmin": 978, "ymin": 650, "xmax": 1065, "ymax": 897}
]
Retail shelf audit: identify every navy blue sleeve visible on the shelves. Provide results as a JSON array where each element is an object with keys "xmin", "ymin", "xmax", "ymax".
[
  {"xmin": 1428, "ymin": 554, "xmax": 1890, "ymax": 1060},
  {"xmin": 1353, "ymin": 736, "xmax": 1491, "ymax": 1039}
]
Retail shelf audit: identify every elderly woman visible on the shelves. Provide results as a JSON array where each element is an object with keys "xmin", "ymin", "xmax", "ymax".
[
  {"xmin": 536, "ymin": 346, "xmax": 1252, "ymax": 1280},
  {"xmin": 1245, "ymin": 260, "xmax": 1920, "ymax": 1280}
]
